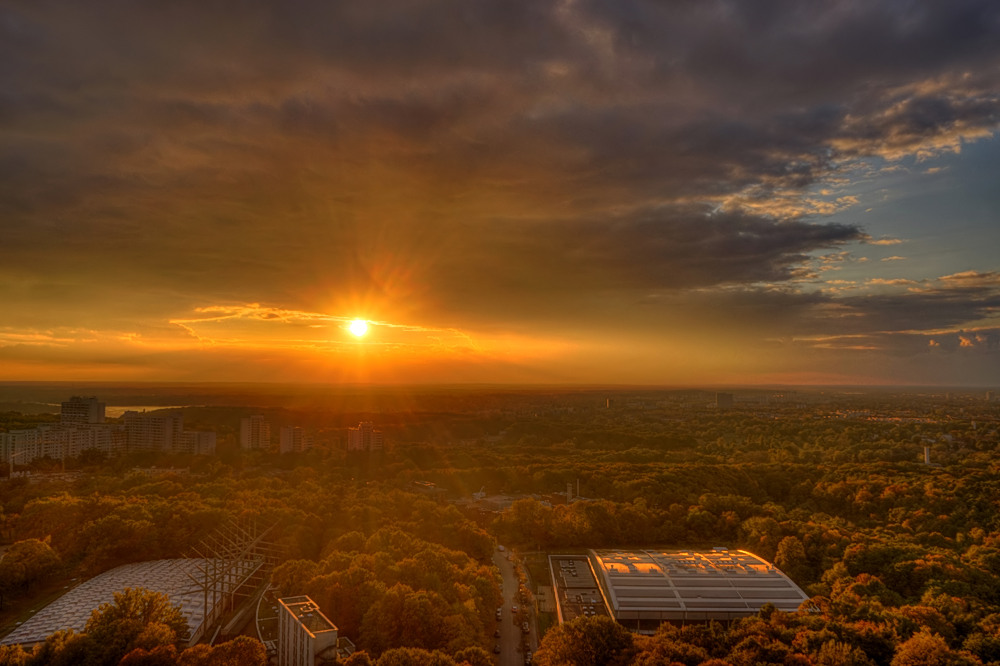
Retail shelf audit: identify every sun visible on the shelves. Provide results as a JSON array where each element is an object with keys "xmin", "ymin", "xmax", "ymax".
[{"xmin": 348, "ymin": 319, "xmax": 369, "ymax": 337}]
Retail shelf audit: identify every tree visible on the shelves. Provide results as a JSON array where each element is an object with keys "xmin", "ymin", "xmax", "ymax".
[
  {"xmin": 774, "ymin": 536, "xmax": 811, "ymax": 583},
  {"xmin": 534, "ymin": 616, "xmax": 636, "ymax": 666},
  {"xmin": 452, "ymin": 646, "xmax": 493, "ymax": 666},
  {"xmin": 0, "ymin": 538, "xmax": 60, "ymax": 609},
  {"xmin": 374, "ymin": 647, "xmax": 457, "ymax": 666},
  {"xmin": 119, "ymin": 645, "xmax": 179, "ymax": 666},
  {"xmin": 891, "ymin": 631, "xmax": 981, "ymax": 666},
  {"xmin": 176, "ymin": 637, "xmax": 267, "ymax": 666},
  {"xmin": 85, "ymin": 587, "xmax": 188, "ymax": 666},
  {"xmin": 342, "ymin": 652, "xmax": 375, "ymax": 666}
]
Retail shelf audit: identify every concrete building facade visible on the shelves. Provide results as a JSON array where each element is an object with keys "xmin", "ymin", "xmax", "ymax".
[
  {"xmin": 278, "ymin": 596, "xmax": 340, "ymax": 666},
  {"xmin": 240, "ymin": 415, "xmax": 271, "ymax": 451},
  {"xmin": 347, "ymin": 422, "xmax": 383, "ymax": 452},
  {"xmin": 279, "ymin": 426, "xmax": 312, "ymax": 454}
]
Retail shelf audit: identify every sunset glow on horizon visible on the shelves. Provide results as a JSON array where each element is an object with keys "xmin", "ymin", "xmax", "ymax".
[{"xmin": 1, "ymin": 2, "xmax": 998, "ymax": 386}]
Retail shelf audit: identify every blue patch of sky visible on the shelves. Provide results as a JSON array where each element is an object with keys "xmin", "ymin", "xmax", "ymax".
[{"xmin": 810, "ymin": 134, "xmax": 1000, "ymax": 285}]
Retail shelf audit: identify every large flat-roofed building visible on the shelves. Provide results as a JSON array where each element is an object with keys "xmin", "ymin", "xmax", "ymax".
[
  {"xmin": 582, "ymin": 549, "xmax": 809, "ymax": 629},
  {"xmin": 278, "ymin": 596, "xmax": 353, "ymax": 666}
]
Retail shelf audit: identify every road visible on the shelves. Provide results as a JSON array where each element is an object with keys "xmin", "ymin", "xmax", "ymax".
[{"xmin": 493, "ymin": 549, "xmax": 538, "ymax": 666}]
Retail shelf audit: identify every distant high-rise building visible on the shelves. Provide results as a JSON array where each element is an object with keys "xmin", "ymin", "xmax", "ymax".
[
  {"xmin": 240, "ymin": 415, "xmax": 271, "ymax": 451},
  {"xmin": 124, "ymin": 411, "xmax": 184, "ymax": 453},
  {"xmin": 60, "ymin": 396, "xmax": 105, "ymax": 425},
  {"xmin": 988, "ymin": 391, "xmax": 995, "ymax": 403},
  {"xmin": 347, "ymin": 422, "xmax": 383, "ymax": 452},
  {"xmin": 278, "ymin": 596, "xmax": 348, "ymax": 666},
  {"xmin": 715, "ymin": 392, "xmax": 735, "ymax": 409},
  {"xmin": 178, "ymin": 430, "xmax": 217, "ymax": 456},
  {"xmin": 279, "ymin": 427, "xmax": 312, "ymax": 454}
]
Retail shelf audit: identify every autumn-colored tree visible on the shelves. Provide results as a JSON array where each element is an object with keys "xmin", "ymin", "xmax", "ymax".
[
  {"xmin": 891, "ymin": 630, "xmax": 981, "ymax": 666},
  {"xmin": 452, "ymin": 646, "xmax": 493, "ymax": 666},
  {"xmin": 85, "ymin": 587, "xmax": 188, "ymax": 666},
  {"xmin": 533, "ymin": 616, "xmax": 636, "ymax": 666},
  {"xmin": 374, "ymin": 647, "xmax": 458, "ymax": 666},
  {"xmin": 119, "ymin": 645, "xmax": 179, "ymax": 666},
  {"xmin": 342, "ymin": 651, "xmax": 375, "ymax": 666},
  {"xmin": 774, "ymin": 535, "xmax": 811, "ymax": 583},
  {"xmin": 814, "ymin": 640, "xmax": 876, "ymax": 666},
  {"xmin": 0, "ymin": 538, "xmax": 60, "ymax": 609},
  {"xmin": 175, "ymin": 636, "xmax": 267, "ymax": 666},
  {"xmin": 360, "ymin": 584, "xmax": 452, "ymax": 655}
]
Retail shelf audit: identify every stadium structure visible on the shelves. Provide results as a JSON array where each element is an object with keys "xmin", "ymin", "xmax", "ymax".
[
  {"xmin": 1, "ymin": 519, "xmax": 281, "ymax": 648},
  {"xmin": 550, "ymin": 548, "xmax": 810, "ymax": 631}
]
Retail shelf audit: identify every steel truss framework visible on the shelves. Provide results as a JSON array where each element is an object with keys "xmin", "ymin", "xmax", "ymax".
[{"xmin": 174, "ymin": 517, "xmax": 283, "ymax": 643}]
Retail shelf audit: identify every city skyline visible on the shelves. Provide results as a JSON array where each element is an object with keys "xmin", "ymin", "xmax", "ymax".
[{"xmin": 2, "ymin": 1, "xmax": 999, "ymax": 386}]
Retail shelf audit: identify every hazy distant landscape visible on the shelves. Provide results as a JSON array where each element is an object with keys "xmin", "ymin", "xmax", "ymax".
[{"xmin": 2, "ymin": 384, "xmax": 999, "ymax": 664}]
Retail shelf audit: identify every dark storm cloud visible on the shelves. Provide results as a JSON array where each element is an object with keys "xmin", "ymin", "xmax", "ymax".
[{"xmin": 2, "ymin": 0, "xmax": 1000, "ymax": 355}]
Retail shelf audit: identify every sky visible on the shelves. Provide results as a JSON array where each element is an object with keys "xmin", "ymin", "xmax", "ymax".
[{"xmin": 1, "ymin": 0, "xmax": 999, "ymax": 386}]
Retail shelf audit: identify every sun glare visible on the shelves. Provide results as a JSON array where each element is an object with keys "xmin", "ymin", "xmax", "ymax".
[{"xmin": 349, "ymin": 319, "xmax": 369, "ymax": 337}]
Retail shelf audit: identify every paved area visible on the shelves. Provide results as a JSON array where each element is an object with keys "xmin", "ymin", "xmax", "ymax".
[{"xmin": 493, "ymin": 549, "xmax": 537, "ymax": 666}]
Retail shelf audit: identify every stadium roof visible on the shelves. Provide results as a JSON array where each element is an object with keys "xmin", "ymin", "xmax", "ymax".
[
  {"xmin": 591, "ymin": 549, "xmax": 810, "ymax": 621},
  {"xmin": 1, "ymin": 558, "xmax": 255, "ymax": 647}
]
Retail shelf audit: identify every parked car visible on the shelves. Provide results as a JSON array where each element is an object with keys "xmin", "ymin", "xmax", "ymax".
[{"xmin": 494, "ymin": 644, "xmax": 501, "ymax": 654}]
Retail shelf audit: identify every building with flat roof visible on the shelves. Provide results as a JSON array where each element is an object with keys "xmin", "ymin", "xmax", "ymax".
[
  {"xmin": 278, "ymin": 596, "xmax": 353, "ymax": 666},
  {"xmin": 553, "ymin": 549, "xmax": 810, "ymax": 631}
]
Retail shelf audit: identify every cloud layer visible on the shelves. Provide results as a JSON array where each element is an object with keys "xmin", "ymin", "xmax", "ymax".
[{"xmin": 1, "ymin": 0, "xmax": 999, "ymax": 383}]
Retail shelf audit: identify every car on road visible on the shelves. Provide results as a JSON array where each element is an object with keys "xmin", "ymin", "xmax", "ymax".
[
  {"xmin": 496, "ymin": 608, "xmax": 503, "ymax": 620},
  {"xmin": 494, "ymin": 644, "xmax": 501, "ymax": 654},
  {"xmin": 525, "ymin": 651, "xmax": 532, "ymax": 665},
  {"xmin": 522, "ymin": 621, "xmax": 530, "ymax": 634},
  {"xmin": 512, "ymin": 605, "xmax": 518, "ymax": 613},
  {"xmin": 494, "ymin": 628, "xmax": 501, "ymax": 638}
]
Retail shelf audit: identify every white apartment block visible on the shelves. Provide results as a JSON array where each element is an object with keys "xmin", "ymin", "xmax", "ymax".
[
  {"xmin": 279, "ymin": 426, "xmax": 312, "ymax": 454},
  {"xmin": 2, "ymin": 423, "xmax": 125, "ymax": 467},
  {"xmin": 124, "ymin": 411, "xmax": 185, "ymax": 453},
  {"xmin": 347, "ymin": 422, "xmax": 383, "ymax": 452},
  {"xmin": 240, "ymin": 415, "xmax": 271, "ymax": 451},
  {"xmin": 60, "ymin": 396, "xmax": 106, "ymax": 426},
  {"xmin": 3, "ymin": 399, "xmax": 215, "ymax": 467}
]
